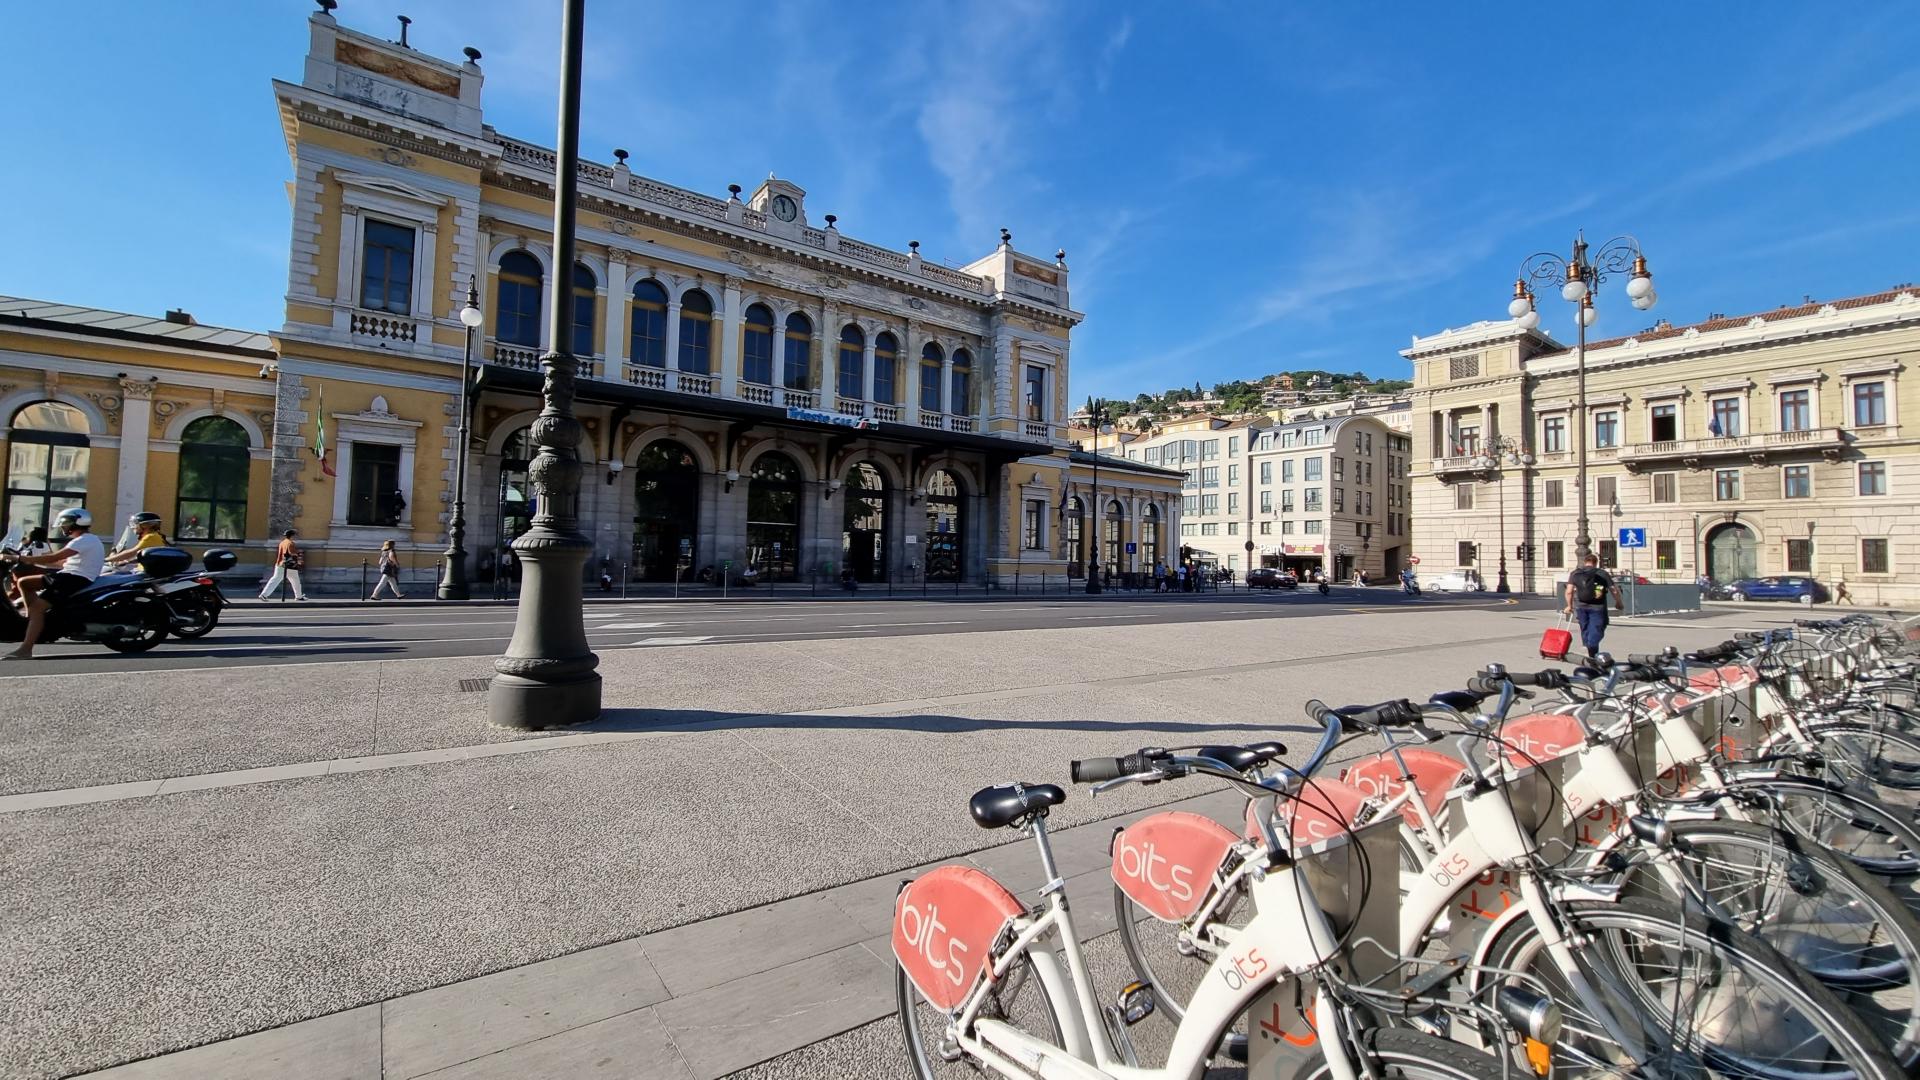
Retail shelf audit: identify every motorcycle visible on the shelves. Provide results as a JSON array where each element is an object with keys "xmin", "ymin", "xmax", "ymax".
[
  {"xmin": 1402, "ymin": 573, "xmax": 1422, "ymax": 596},
  {"xmin": 148, "ymin": 549, "xmax": 235, "ymax": 637},
  {"xmin": 0, "ymin": 529, "xmax": 173, "ymax": 653}
]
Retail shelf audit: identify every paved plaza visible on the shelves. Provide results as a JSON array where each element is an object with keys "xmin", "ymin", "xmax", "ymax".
[{"xmin": 0, "ymin": 602, "xmax": 1808, "ymax": 1079}]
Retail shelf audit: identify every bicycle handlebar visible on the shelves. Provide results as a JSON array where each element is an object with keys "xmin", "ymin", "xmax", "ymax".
[
  {"xmin": 1304, "ymin": 697, "xmax": 1421, "ymax": 731},
  {"xmin": 1466, "ymin": 669, "xmax": 1568, "ymax": 695},
  {"xmin": 1070, "ymin": 750, "xmax": 1162, "ymax": 784}
]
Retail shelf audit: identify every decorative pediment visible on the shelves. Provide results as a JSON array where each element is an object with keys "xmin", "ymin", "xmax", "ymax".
[{"xmin": 332, "ymin": 170, "xmax": 451, "ymax": 208}]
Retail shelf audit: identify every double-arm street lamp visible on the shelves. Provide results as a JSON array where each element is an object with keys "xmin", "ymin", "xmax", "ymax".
[
  {"xmin": 1473, "ymin": 434, "xmax": 1533, "ymax": 593},
  {"xmin": 1083, "ymin": 398, "xmax": 1112, "ymax": 594},
  {"xmin": 438, "ymin": 279, "xmax": 485, "ymax": 600},
  {"xmin": 1506, "ymin": 233, "xmax": 1657, "ymax": 565}
]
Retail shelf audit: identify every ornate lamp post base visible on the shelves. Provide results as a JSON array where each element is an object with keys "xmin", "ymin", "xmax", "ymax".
[
  {"xmin": 437, "ymin": 551, "xmax": 471, "ymax": 600},
  {"xmin": 490, "ymin": 518, "xmax": 602, "ymax": 730}
]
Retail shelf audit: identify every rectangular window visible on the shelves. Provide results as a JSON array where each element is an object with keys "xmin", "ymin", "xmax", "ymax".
[
  {"xmin": 1457, "ymin": 541, "xmax": 1477, "ymax": 565},
  {"xmin": 1201, "ymin": 466, "xmax": 1219, "ymax": 488},
  {"xmin": 1022, "ymin": 500, "xmax": 1044, "ymax": 549},
  {"xmin": 1650, "ymin": 403, "xmax": 1677, "ymax": 442},
  {"xmin": 1596, "ymin": 475, "xmax": 1617, "ymax": 507},
  {"xmin": 1227, "ymin": 464, "xmax": 1239, "ymax": 484},
  {"xmin": 1200, "ymin": 494, "xmax": 1219, "ymax": 515},
  {"xmin": 1715, "ymin": 468, "xmax": 1741, "ymax": 501},
  {"xmin": 1364, "ymin": 461, "xmax": 1373, "ymax": 484},
  {"xmin": 1594, "ymin": 411, "xmax": 1619, "ymax": 449},
  {"xmin": 1303, "ymin": 520, "xmax": 1323, "ymax": 534},
  {"xmin": 1454, "ymin": 424, "xmax": 1480, "ymax": 456},
  {"xmin": 1282, "ymin": 460, "xmax": 1296, "ymax": 483},
  {"xmin": 1455, "ymin": 484, "xmax": 1474, "ymax": 510},
  {"xmin": 1860, "ymin": 461, "xmax": 1888, "ymax": 496},
  {"xmin": 1779, "ymin": 389, "xmax": 1811, "ymax": 432},
  {"xmin": 347, "ymin": 443, "xmax": 403, "ymax": 527},
  {"xmin": 1863, "ymin": 538, "xmax": 1890, "ymax": 574},
  {"xmin": 1304, "ymin": 488, "xmax": 1323, "ymax": 511},
  {"xmin": 1541, "ymin": 416, "xmax": 1566, "ymax": 454},
  {"xmin": 1228, "ymin": 437, "xmax": 1240, "ymax": 456},
  {"xmin": 1201, "ymin": 440, "xmax": 1219, "ymax": 460},
  {"xmin": 1227, "ymin": 521, "xmax": 1239, "ymax": 535},
  {"xmin": 1333, "ymin": 457, "xmax": 1345, "ymax": 482},
  {"xmin": 1282, "ymin": 519, "xmax": 1294, "ymax": 534},
  {"xmin": 1711, "ymin": 397, "xmax": 1742, "ymax": 437},
  {"xmin": 1782, "ymin": 465, "xmax": 1811, "ymax": 499},
  {"xmin": 1332, "ymin": 489, "xmax": 1344, "ymax": 513},
  {"xmin": 1024, "ymin": 365, "xmax": 1046, "ymax": 421},
  {"xmin": 1652, "ymin": 473, "xmax": 1677, "ymax": 504},
  {"xmin": 1546, "ymin": 540, "xmax": 1565, "ymax": 569},
  {"xmin": 1544, "ymin": 479, "xmax": 1564, "ymax": 508},
  {"xmin": 1259, "ymin": 461, "xmax": 1272, "ymax": 485},
  {"xmin": 359, "ymin": 220, "xmax": 415, "ymax": 315},
  {"xmin": 1657, "ymin": 539, "xmax": 1677, "ymax": 571},
  {"xmin": 1281, "ymin": 490, "xmax": 1295, "ymax": 512},
  {"xmin": 1304, "ymin": 458, "xmax": 1323, "ymax": 481},
  {"xmin": 1259, "ymin": 521, "xmax": 1272, "ymax": 535},
  {"xmin": 1259, "ymin": 491, "xmax": 1272, "ymax": 513},
  {"xmin": 1228, "ymin": 493, "xmax": 1239, "ymax": 513},
  {"xmin": 1201, "ymin": 522, "xmax": 1219, "ymax": 536},
  {"xmin": 873, "ymin": 356, "xmax": 895, "ymax": 406},
  {"xmin": 1786, "ymin": 538, "xmax": 1812, "ymax": 573},
  {"xmin": 1854, "ymin": 381, "xmax": 1888, "ymax": 427},
  {"xmin": 1599, "ymin": 540, "xmax": 1618, "ymax": 568},
  {"xmin": 1182, "ymin": 495, "xmax": 1198, "ymax": 514}
]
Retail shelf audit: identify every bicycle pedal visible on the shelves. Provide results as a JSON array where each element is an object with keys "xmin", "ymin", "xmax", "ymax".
[{"xmin": 1116, "ymin": 981, "xmax": 1156, "ymax": 1025}]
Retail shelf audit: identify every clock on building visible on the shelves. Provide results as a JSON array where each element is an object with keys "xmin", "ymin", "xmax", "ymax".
[{"xmin": 771, "ymin": 195, "xmax": 798, "ymax": 222}]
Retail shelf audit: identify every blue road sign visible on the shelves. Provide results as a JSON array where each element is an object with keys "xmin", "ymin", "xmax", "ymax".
[
  {"xmin": 1125, "ymin": 542, "xmax": 1137, "ymax": 554},
  {"xmin": 1618, "ymin": 527, "xmax": 1647, "ymax": 549}
]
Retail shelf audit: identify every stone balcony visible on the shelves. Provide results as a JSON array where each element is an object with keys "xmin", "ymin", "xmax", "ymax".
[{"xmin": 1618, "ymin": 426, "xmax": 1848, "ymax": 470}]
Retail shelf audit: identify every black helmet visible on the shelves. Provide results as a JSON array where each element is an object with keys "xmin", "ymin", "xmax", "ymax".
[{"xmin": 131, "ymin": 512, "xmax": 163, "ymax": 528}]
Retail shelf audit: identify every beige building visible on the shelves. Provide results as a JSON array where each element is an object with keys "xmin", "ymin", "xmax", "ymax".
[{"xmin": 1407, "ymin": 287, "xmax": 1920, "ymax": 603}]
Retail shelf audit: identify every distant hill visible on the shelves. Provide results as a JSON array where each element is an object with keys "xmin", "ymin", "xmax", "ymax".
[{"xmin": 1085, "ymin": 371, "xmax": 1410, "ymax": 424}]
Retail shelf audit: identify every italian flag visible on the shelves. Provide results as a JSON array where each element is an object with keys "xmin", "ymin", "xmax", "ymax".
[{"xmin": 313, "ymin": 385, "xmax": 335, "ymax": 477}]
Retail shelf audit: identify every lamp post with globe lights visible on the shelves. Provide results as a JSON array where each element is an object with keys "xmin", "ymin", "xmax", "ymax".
[
  {"xmin": 1506, "ymin": 233, "xmax": 1656, "ymax": 566},
  {"xmin": 438, "ymin": 278, "xmax": 486, "ymax": 600},
  {"xmin": 1475, "ymin": 434, "xmax": 1534, "ymax": 593}
]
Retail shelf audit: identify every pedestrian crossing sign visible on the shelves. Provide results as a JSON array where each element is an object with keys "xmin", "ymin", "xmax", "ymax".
[{"xmin": 1618, "ymin": 528, "xmax": 1646, "ymax": 548}]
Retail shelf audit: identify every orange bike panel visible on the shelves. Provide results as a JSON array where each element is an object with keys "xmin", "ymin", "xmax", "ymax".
[
  {"xmin": 893, "ymin": 865, "xmax": 1024, "ymax": 1011},
  {"xmin": 1246, "ymin": 779, "xmax": 1374, "ymax": 848},
  {"xmin": 1341, "ymin": 748, "xmax": 1469, "ymax": 826},
  {"xmin": 1112, "ymin": 811, "xmax": 1240, "ymax": 923}
]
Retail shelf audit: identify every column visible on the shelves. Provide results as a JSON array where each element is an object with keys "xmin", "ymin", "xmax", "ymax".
[
  {"xmin": 815, "ymin": 300, "xmax": 836, "ymax": 401},
  {"xmin": 719, "ymin": 275, "xmax": 743, "ymax": 398},
  {"xmin": 860, "ymin": 332, "xmax": 876, "ymax": 408},
  {"xmin": 603, "ymin": 256, "xmax": 628, "ymax": 375},
  {"xmin": 1479, "ymin": 404, "xmax": 1491, "ymax": 453},
  {"xmin": 902, "ymin": 321, "xmax": 921, "ymax": 427},
  {"xmin": 663, "ymin": 298, "xmax": 683, "ymax": 373},
  {"xmin": 940, "ymin": 354, "xmax": 955, "ymax": 422},
  {"xmin": 115, "ymin": 378, "xmax": 156, "ymax": 526}
]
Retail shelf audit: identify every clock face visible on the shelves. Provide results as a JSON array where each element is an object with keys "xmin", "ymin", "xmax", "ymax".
[{"xmin": 772, "ymin": 195, "xmax": 798, "ymax": 222}]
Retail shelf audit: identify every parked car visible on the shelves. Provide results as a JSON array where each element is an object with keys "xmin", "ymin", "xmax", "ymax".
[
  {"xmin": 1723, "ymin": 576, "xmax": 1828, "ymax": 603},
  {"xmin": 1246, "ymin": 567, "xmax": 1297, "ymax": 590},
  {"xmin": 1427, "ymin": 569, "xmax": 1486, "ymax": 593}
]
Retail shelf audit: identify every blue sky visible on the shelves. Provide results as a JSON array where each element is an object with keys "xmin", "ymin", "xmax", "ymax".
[{"xmin": 4, "ymin": 2, "xmax": 1918, "ymax": 403}]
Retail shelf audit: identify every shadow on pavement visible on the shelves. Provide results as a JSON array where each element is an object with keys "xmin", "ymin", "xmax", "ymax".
[{"xmin": 573, "ymin": 707, "xmax": 1304, "ymax": 739}]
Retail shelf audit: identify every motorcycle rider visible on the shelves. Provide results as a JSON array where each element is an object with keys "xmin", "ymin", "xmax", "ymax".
[
  {"xmin": 5, "ymin": 508, "xmax": 106, "ymax": 660},
  {"xmin": 105, "ymin": 511, "xmax": 168, "ymax": 570}
]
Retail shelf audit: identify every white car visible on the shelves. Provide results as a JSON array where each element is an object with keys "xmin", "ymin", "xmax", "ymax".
[{"xmin": 1426, "ymin": 569, "xmax": 1486, "ymax": 593}]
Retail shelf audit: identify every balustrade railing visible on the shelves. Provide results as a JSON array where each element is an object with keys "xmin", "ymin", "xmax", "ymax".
[
  {"xmin": 949, "ymin": 416, "xmax": 975, "ymax": 434},
  {"xmin": 836, "ymin": 397, "xmax": 867, "ymax": 418},
  {"xmin": 625, "ymin": 366, "xmax": 667, "ymax": 390},
  {"xmin": 740, "ymin": 383, "xmax": 775, "ymax": 405},
  {"xmin": 350, "ymin": 312, "xmax": 417, "ymax": 342},
  {"xmin": 919, "ymin": 412, "xmax": 946, "ymax": 430},
  {"xmin": 779, "ymin": 388, "xmax": 817, "ymax": 409},
  {"xmin": 677, "ymin": 372, "xmax": 715, "ymax": 396},
  {"xmin": 872, "ymin": 404, "xmax": 901, "ymax": 423},
  {"xmin": 491, "ymin": 343, "xmax": 541, "ymax": 369},
  {"xmin": 1023, "ymin": 420, "xmax": 1052, "ymax": 441}
]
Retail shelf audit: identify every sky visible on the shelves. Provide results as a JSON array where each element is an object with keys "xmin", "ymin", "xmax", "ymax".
[{"xmin": 4, "ymin": 2, "xmax": 1918, "ymax": 404}]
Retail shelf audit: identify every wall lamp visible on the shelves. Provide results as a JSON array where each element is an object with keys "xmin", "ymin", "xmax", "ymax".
[
  {"xmin": 724, "ymin": 468, "xmax": 741, "ymax": 493},
  {"xmin": 605, "ymin": 458, "xmax": 624, "ymax": 485},
  {"xmin": 257, "ymin": 363, "xmax": 279, "ymax": 380},
  {"xmin": 824, "ymin": 477, "xmax": 843, "ymax": 501}
]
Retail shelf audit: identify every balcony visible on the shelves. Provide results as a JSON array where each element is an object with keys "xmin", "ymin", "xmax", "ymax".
[
  {"xmin": 919, "ymin": 412, "xmax": 946, "ymax": 431},
  {"xmin": 1024, "ymin": 420, "xmax": 1053, "ymax": 441},
  {"xmin": 740, "ymin": 383, "xmax": 775, "ymax": 405},
  {"xmin": 1430, "ymin": 454, "xmax": 1493, "ymax": 480},
  {"xmin": 835, "ymin": 397, "xmax": 867, "ymax": 418},
  {"xmin": 491, "ymin": 342, "xmax": 542, "ymax": 370},
  {"xmin": 873, "ymin": 403, "xmax": 901, "ymax": 423},
  {"xmin": 1619, "ymin": 426, "xmax": 1847, "ymax": 471},
  {"xmin": 349, "ymin": 311, "xmax": 418, "ymax": 343}
]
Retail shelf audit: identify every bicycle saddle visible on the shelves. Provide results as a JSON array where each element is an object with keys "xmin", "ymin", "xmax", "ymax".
[
  {"xmin": 1428, "ymin": 689, "xmax": 1490, "ymax": 712},
  {"xmin": 969, "ymin": 783, "xmax": 1066, "ymax": 829}
]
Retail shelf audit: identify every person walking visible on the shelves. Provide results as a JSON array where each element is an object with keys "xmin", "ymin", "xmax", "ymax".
[
  {"xmin": 1834, "ymin": 575, "xmax": 1854, "ymax": 605},
  {"xmin": 369, "ymin": 540, "xmax": 404, "ymax": 599},
  {"xmin": 1563, "ymin": 553, "xmax": 1624, "ymax": 662},
  {"xmin": 259, "ymin": 529, "xmax": 308, "ymax": 601}
]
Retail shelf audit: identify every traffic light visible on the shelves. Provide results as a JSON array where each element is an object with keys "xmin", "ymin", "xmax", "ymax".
[{"xmin": 1463, "ymin": 543, "xmax": 1478, "ymax": 562}]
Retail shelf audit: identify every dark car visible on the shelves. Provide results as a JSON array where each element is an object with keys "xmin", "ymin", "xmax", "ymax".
[
  {"xmin": 1246, "ymin": 568, "xmax": 1297, "ymax": 590},
  {"xmin": 1724, "ymin": 576, "xmax": 1828, "ymax": 603}
]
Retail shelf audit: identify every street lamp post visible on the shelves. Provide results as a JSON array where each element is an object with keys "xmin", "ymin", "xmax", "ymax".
[
  {"xmin": 1476, "ymin": 435, "xmax": 1533, "ymax": 593},
  {"xmin": 1083, "ymin": 398, "xmax": 1111, "ymax": 594},
  {"xmin": 1507, "ymin": 234, "xmax": 1656, "ymax": 566},
  {"xmin": 489, "ymin": 0, "xmax": 601, "ymax": 729},
  {"xmin": 438, "ymin": 279, "xmax": 485, "ymax": 600}
]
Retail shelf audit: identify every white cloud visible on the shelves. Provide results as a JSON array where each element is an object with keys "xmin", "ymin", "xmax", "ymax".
[{"xmin": 1095, "ymin": 16, "xmax": 1134, "ymax": 94}]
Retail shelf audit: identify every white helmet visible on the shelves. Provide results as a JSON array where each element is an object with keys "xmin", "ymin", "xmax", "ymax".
[{"xmin": 54, "ymin": 507, "xmax": 92, "ymax": 530}]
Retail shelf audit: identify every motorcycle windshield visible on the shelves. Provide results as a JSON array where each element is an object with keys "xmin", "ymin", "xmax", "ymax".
[{"xmin": 1, "ymin": 526, "xmax": 19, "ymax": 556}]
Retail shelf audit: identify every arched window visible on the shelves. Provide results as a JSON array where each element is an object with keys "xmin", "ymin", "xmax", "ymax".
[
  {"xmin": 1103, "ymin": 499, "xmax": 1125, "ymax": 578},
  {"xmin": 631, "ymin": 440, "xmax": 700, "ymax": 582},
  {"xmin": 3, "ymin": 401, "xmax": 89, "ymax": 535},
  {"xmin": 570, "ymin": 263, "xmax": 597, "ymax": 357},
  {"xmin": 920, "ymin": 342, "xmax": 945, "ymax": 413},
  {"xmin": 951, "ymin": 348, "xmax": 973, "ymax": 417},
  {"xmin": 925, "ymin": 469, "xmax": 964, "ymax": 582},
  {"xmin": 837, "ymin": 325, "xmax": 865, "ymax": 399},
  {"xmin": 630, "ymin": 280, "xmax": 668, "ymax": 368},
  {"xmin": 496, "ymin": 252, "xmax": 543, "ymax": 347},
  {"xmin": 175, "ymin": 417, "xmax": 250, "ymax": 541},
  {"xmin": 873, "ymin": 332, "xmax": 898, "ymax": 406},
  {"xmin": 742, "ymin": 303, "xmax": 775, "ymax": 385},
  {"xmin": 1062, "ymin": 495, "xmax": 1085, "ymax": 575},
  {"xmin": 842, "ymin": 462, "xmax": 888, "ymax": 583},
  {"xmin": 1141, "ymin": 504, "xmax": 1160, "ymax": 572},
  {"xmin": 678, "ymin": 290, "xmax": 713, "ymax": 374},
  {"xmin": 497, "ymin": 426, "xmax": 535, "ymax": 553},
  {"xmin": 747, "ymin": 452, "xmax": 803, "ymax": 582},
  {"xmin": 782, "ymin": 313, "xmax": 813, "ymax": 390}
]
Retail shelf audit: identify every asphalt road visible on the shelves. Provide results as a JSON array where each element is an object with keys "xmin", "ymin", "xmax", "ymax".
[{"xmin": 5, "ymin": 586, "xmax": 1548, "ymax": 674}]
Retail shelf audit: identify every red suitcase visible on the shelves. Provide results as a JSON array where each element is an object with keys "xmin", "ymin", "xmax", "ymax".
[{"xmin": 1539, "ymin": 616, "xmax": 1573, "ymax": 661}]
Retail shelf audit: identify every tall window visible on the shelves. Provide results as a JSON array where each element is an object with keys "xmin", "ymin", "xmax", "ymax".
[
  {"xmin": 360, "ymin": 220, "xmax": 415, "ymax": 314},
  {"xmin": 742, "ymin": 303, "xmax": 775, "ymax": 385},
  {"xmin": 1786, "ymin": 539, "xmax": 1812, "ymax": 573},
  {"xmin": 1710, "ymin": 397, "xmax": 1742, "ymax": 437},
  {"xmin": 1657, "ymin": 540, "xmax": 1678, "ymax": 571},
  {"xmin": 920, "ymin": 342, "xmax": 944, "ymax": 412},
  {"xmin": 1649, "ymin": 403, "xmax": 1677, "ymax": 441},
  {"xmin": 175, "ymin": 417, "xmax": 250, "ymax": 541},
  {"xmin": 1782, "ymin": 465, "xmax": 1811, "ymax": 499},
  {"xmin": 837, "ymin": 325, "xmax": 865, "ymax": 399},
  {"xmin": 1024, "ymin": 365, "xmax": 1047, "ymax": 421},
  {"xmin": 1022, "ymin": 500, "xmax": 1044, "ymax": 549},
  {"xmin": 1778, "ymin": 389, "xmax": 1810, "ymax": 432},
  {"xmin": 1594, "ymin": 411, "xmax": 1619, "ymax": 449},
  {"xmin": 1457, "ymin": 541, "xmax": 1477, "ymax": 565},
  {"xmin": 570, "ymin": 263, "xmax": 597, "ymax": 357},
  {"xmin": 1541, "ymin": 416, "xmax": 1566, "ymax": 454},
  {"xmin": 1859, "ymin": 461, "xmax": 1888, "ymax": 496},
  {"xmin": 1863, "ymin": 539, "xmax": 1890, "ymax": 575},
  {"xmin": 1599, "ymin": 540, "xmax": 1618, "ymax": 568},
  {"xmin": 1282, "ymin": 460, "xmax": 1295, "ymax": 483},
  {"xmin": 1544, "ymin": 479, "xmax": 1563, "ymax": 507},
  {"xmin": 1715, "ymin": 468, "xmax": 1741, "ymax": 501},
  {"xmin": 1652, "ymin": 473, "xmax": 1677, "ymax": 504},
  {"xmin": 1259, "ymin": 461, "xmax": 1271, "ymax": 485},
  {"xmin": 1259, "ymin": 491, "xmax": 1272, "ymax": 513},
  {"xmin": 783, "ymin": 313, "xmax": 812, "ymax": 389},
  {"xmin": 1304, "ymin": 458, "xmax": 1323, "ymax": 481},
  {"xmin": 1595, "ymin": 475, "xmax": 1617, "ymax": 507},
  {"xmin": 3, "ymin": 401, "xmax": 89, "ymax": 534},
  {"xmin": 678, "ymin": 290, "xmax": 713, "ymax": 373},
  {"xmin": 1304, "ymin": 488, "xmax": 1323, "ymax": 511},
  {"xmin": 1141, "ymin": 505, "xmax": 1159, "ymax": 569},
  {"xmin": 1546, "ymin": 540, "xmax": 1565, "ymax": 569},
  {"xmin": 1454, "ymin": 485, "xmax": 1473, "ymax": 510},
  {"xmin": 347, "ymin": 443, "xmax": 403, "ymax": 526},
  {"xmin": 951, "ymin": 349, "xmax": 972, "ymax": 415},
  {"xmin": 1854, "ymin": 381, "xmax": 1887, "ymax": 427},
  {"xmin": 873, "ymin": 332, "xmax": 897, "ymax": 405},
  {"xmin": 495, "ymin": 252, "xmax": 543, "ymax": 347},
  {"xmin": 629, "ymin": 279, "xmax": 668, "ymax": 367}
]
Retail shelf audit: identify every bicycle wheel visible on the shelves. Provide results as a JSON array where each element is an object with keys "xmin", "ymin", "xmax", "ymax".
[
  {"xmin": 1479, "ymin": 896, "xmax": 1901, "ymax": 1078},
  {"xmin": 1805, "ymin": 721, "xmax": 1920, "ymax": 801},
  {"xmin": 896, "ymin": 953, "xmax": 1061, "ymax": 1080},
  {"xmin": 1605, "ymin": 819, "xmax": 1920, "ymax": 1069},
  {"xmin": 1724, "ymin": 773, "xmax": 1920, "ymax": 882},
  {"xmin": 1298, "ymin": 1027, "xmax": 1506, "ymax": 1079},
  {"xmin": 1114, "ymin": 879, "xmax": 1252, "ymax": 1051}
]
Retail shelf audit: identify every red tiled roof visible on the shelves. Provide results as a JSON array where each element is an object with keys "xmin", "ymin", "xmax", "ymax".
[{"xmin": 1539, "ymin": 285, "xmax": 1917, "ymax": 357}]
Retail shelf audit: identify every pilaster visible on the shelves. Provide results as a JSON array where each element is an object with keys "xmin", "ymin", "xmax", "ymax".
[{"xmin": 115, "ymin": 378, "xmax": 157, "ymax": 527}]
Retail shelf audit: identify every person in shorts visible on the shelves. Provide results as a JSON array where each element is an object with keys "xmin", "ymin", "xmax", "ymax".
[{"xmin": 6, "ymin": 507, "xmax": 105, "ymax": 659}]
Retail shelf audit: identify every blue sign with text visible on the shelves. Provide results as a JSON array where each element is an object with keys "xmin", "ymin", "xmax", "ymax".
[
  {"xmin": 1125, "ymin": 542, "xmax": 1137, "ymax": 554},
  {"xmin": 1618, "ymin": 527, "xmax": 1647, "ymax": 549}
]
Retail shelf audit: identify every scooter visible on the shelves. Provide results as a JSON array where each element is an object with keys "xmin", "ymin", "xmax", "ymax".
[{"xmin": 0, "ymin": 530, "xmax": 174, "ymax": 653}]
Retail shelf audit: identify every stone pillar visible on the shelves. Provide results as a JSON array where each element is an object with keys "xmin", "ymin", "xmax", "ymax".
[
  {"xmin": 115, "ymin": 378, "xmax": 157, "ymax": 526},
  {"xmin": 860, "ymin": 332, "xmax": 876, "ymax": 407},
  {"xmin": 719, "ymin": 275, "xmax": 744, "ymax": 398},
  {"xmin": 940, "ymin": 355, "xmax": 955, "ymax": 420},
  {"xmin": 266, "ymin": 372, "xmax": 310, "ymax": 540},
  {"xmin": 816, "ymin": 300, "xmax": 837, "ymax": 401},
  {"xmin": 603, "ymin": 256, "xmax": 628, "ymax": 376},
  {"xmin": 663, "ymin": 298, "xmax": 683, "ymax": 373},
  {"xmin": 902, "ymin": 322, "xmax": 921, "ymax": 427}
]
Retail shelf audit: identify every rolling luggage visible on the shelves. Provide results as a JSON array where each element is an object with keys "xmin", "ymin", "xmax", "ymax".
[{"xmin": 1539, "ymin": 614, "xmax": 1574, "ymax": 661}]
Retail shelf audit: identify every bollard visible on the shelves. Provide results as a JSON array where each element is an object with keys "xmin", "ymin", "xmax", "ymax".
[{"xmin": 361, "ymin": 561, "xmax": 369, "ymax": 601}]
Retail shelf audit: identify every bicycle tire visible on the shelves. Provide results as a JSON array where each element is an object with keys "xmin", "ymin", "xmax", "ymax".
[
  {"xmin": 1602, "ymin": 818, "xmax": 1920, "ymax": 1069},
  {"xmin": 1297, "ymin": 1027, "xmax": 1506, "ymax": 1080},
  {"xmin": 1803, "ymin": 721, "xmax": 1920, "ymax": 794},
  {"xmin": 896, "ymin": 953, "xmax": 1062, "ymax": 1080},
  {"xmin": 1721, "ymin": 772, "xmax": 1920, "ymax": 882},
  {"xmin": 1478, "ymin": 895, "xmax": 1901, "ymax": 1079}
]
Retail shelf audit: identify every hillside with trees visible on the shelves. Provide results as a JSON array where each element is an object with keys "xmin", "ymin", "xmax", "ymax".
[{"xmin": 1085, "ymin": 370, "xmax": 1410, "ymax": 427}]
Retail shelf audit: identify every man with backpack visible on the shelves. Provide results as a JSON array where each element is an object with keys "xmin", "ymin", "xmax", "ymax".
[{"xmin": 1563, "ymin": 553, "xmax": 1624, "ymax": 661}]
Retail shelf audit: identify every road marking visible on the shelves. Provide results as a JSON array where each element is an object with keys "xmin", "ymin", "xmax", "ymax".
[
  {"xmin": 584, "ymin": 621, "xmax": 667, "ymax": 630},
  {"xmin": 836, "ymin": 620, "xmax": 971, "ymax": 628},
  {"xmin": 1067, "ymin": 613, "xmax": 1150, "ymax": 620},
  {"xmin": 625, "ymin": 636, "xmax": 715, "ymax": 646}
]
